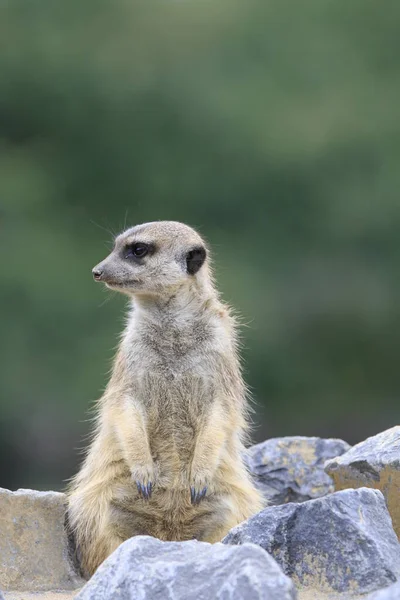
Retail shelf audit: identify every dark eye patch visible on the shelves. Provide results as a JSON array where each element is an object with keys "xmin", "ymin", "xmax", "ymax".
[{"xmin": 124, "ymin": 242, "xmax": 149, "ymax": 259}]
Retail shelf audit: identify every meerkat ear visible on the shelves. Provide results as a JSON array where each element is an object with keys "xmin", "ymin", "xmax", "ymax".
[{"xmin": 186, "ymin": 246, "xmax": 207, "ymax": 275}]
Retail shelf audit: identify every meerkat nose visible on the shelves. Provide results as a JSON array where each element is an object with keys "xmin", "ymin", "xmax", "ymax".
[{"xmin": 92, "ymin": 268, "xmax": 103, "ymax": 281}]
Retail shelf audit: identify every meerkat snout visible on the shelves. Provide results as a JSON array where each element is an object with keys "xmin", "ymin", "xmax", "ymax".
[{"xmin": 92, "ymin": 267, "xmax": 103, "ymax": 281}]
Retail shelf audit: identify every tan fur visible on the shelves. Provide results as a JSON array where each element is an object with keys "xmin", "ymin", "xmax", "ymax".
[{"xmin": 67, "ymin": 221, "xmax": 263, "ymax": 576}]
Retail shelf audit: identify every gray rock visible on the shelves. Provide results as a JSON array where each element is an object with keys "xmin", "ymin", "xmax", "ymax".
[
  {"xmin": 366, "ymin": 581, "xmax": 400, "ymax": 599},
  {"xmin": 223, "ymin": 487, "xmax": 400, "ymax": 596},
  {"xmin": 0, "ymin": 591, "xmax": 5, "ymax": 600},
  {"xmin": 0, "ymin": 488, "xmax": 84, "ymax": 592},
  {"xmin": 77, "ymin": 535, "xmax": 297, "ymax": 600},
  {"xmin": 245, "ymin": 436, "xmax": 351, "ymax": 505},
  {"xmin": 325, "ymin": 426, "xmax": 400, "ymax": 539}
]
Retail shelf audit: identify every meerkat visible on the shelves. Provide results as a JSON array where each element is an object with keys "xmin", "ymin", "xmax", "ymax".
[{"xmin": 67, "ymin": 221, "xmax": 263, "ymax": 576}]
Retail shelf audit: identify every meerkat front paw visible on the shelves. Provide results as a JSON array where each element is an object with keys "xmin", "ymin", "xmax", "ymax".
[{"xmin": 131, "ymin": 464, "xmax": 155, "ymax": 500}]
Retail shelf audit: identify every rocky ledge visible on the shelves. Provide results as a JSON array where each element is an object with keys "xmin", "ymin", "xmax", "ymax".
[
  {"xmin": 325, "ymin": 426, "xmax": 400, "ymax": 539},
  {"xmin": 1, "ymin": 427, "xmax": 400, "ymax": 599},
  {"xmin": 0, "ymin": 489, "xmax": 83, "ymax": 592},
  {"xmin": 223, "ymin": 487, "xmax": 400, "ymax": 596}
]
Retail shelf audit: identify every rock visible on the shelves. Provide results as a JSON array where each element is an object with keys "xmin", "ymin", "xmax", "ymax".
[
  {"xmin": 0, "ymin": 488, "xmax": 84, "ymax": 592},
  {"xmin": 366, "ymin": 581, "xmax": 400, "ymax": 599},
  {"xmin": 245, "ymin": 436, "xmax": 351, "ymax": 506},
  {"xmin": 325, "ymin": 426, "xmax": 400, "ymax": 539},
  {"xmin": 223, "ymin": 487, "xmax": 400, "ymax": 596},
  {"xmin": 0, "ymin": 591, "xmax": 4, "ymax": 600},
  {"xmin": 77, "ymin": 535, "xmax": 297, "ymax": 600}
]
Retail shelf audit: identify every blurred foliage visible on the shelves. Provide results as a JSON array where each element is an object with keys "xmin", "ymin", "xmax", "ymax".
[{"xmin": 1, "ymin": 0, "xmax": 400, "ymax": 489}]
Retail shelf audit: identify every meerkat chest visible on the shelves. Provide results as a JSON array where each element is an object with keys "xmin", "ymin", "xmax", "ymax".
[
  {"xmin": 131, "ymin": 371, "xmax": 215, "ymax": 412},
  {"xmin": 125, "ymin": 319, "xmax": 221, "ymax": 377},
  {"xmin": 125, "ymin": 328, "xmax": 220, "ymax": 414},
  {"xmin": 121, "ymin": 316, "xmax": 231, "ymax": 414}
]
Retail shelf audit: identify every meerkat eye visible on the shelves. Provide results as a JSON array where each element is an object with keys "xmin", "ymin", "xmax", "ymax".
[{"xmin": 125, "ymin": 242, "xmax": 149, "ymax": 259}]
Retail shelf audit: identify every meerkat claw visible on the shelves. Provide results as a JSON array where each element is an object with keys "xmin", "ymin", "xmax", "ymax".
[
  {"xmin": 136, "ymin": 481, "xmax": 153, "ymax": 500},
  {"xmin": 190, "ymin": 485, "xmax": 208, "ymax": 505}
]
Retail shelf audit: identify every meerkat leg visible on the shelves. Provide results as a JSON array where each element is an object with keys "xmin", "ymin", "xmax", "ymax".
[
  {"xmin": 189, "ymin": 402, "xmax": 227, "ymax": 504},
  {"xmin": 79, "ymin": 527, "xmax": 125, "ymax": 577},
  {"xmin": 68, "ymin": 438, "xmax": 129, "ymax": 576},
  {"xmin": 113, "ymin": 398, "xmax": 155, "ymax": 499},
  {"xmin": 190, "ymin": 477, "xmax": 263, "ymax": 544},
  {"xmin": 195, "ymin": 458, "xmax": 264, "ymax": 543}
]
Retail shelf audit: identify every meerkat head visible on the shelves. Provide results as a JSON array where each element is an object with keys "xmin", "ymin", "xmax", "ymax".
[{"xmin": 92, "ymin": 221, "xmax": 210, "ymax": 297}]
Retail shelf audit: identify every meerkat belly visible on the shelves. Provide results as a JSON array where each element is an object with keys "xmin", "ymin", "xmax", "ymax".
[{"xmin": 133, "ymin": 371, "xmax": 214, "ymax": 485}]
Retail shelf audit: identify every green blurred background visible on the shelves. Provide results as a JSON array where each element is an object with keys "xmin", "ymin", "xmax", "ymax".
[{"xmin": 1, "ymin": 0, "xmax": 400, "ymax": 490}]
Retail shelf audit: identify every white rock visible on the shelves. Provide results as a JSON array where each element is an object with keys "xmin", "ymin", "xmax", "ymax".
[{"xmin": 77, "ymin": 535, "xmax": 297, "ymax": 600}]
